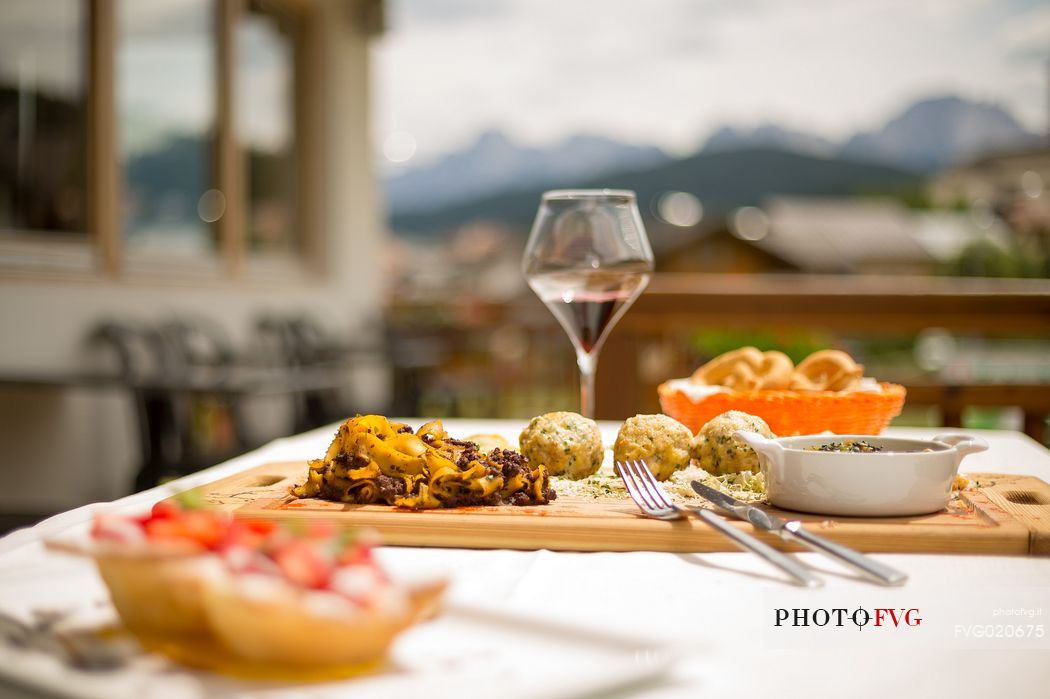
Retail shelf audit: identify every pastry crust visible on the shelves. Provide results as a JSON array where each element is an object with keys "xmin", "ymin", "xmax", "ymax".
[
  {"xmin": 790, "ymin": 349, "xmax": 864, "ymax": 391},
  {"xmin": 93, "ymin": 551, "xmax": 219, "ymax": 638},
  {"xmin": 46, "ymin": 537, "xmax": 220, "ymax": 639},
  {"xmin": 691, "ymin": 347, "xmax": 794, "ymax": 390},
  {"xmin": 202, "ymin": 579, "xmax": 446, "ymax": 667},
  {"xmin": 689, "ymin": 347, "xmax": 865, "ymax": 392}
]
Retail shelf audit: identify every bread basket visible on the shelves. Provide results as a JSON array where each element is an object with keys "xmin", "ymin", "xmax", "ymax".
[{"xmin": 658, "ymin": 381, "xmax": 906, "ymax": 436}]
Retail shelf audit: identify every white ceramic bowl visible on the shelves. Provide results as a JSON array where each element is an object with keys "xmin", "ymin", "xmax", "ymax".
[{"xmin": 734, "ymin": 432, "xmax": 989, "ymax": 517}]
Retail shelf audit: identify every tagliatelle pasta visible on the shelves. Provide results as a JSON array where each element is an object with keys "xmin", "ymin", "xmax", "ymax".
[{"xmin": 292, "ymin": 415, "xmax": 556, "ymax": 509}]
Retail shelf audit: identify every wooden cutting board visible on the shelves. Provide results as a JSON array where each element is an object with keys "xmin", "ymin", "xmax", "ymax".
[{"xmin": 194, "ymin": 462, "xmax": 1050, "ymax": 555}]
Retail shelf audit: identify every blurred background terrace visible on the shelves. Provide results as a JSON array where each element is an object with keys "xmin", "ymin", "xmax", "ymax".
[{"xmin": 1, "ymin": 0, "xmax": 1048, "ymax": 528}]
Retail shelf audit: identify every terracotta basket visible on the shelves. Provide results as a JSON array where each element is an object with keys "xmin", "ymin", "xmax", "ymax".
[{"xmin": 658, "ymin": 382, "xmax": 907, "ymax": 436}]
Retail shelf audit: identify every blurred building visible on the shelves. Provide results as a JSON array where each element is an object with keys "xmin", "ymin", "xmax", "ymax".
[
  {"xmin": 929, "ymin": 147, "xmax": 1050, "ymax": 234},
  {"xmin": 656, "ymin": 196, "xmax": 1012, "ymax": 276},
  {"xmin": 0, "ymin": 1, "xmax": 387, "ymax": 517}
]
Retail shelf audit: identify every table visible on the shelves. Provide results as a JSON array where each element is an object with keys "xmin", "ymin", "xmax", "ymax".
[{"xmin": 1, "ymin": 421, "xmax": 1049, "ymax": 698}]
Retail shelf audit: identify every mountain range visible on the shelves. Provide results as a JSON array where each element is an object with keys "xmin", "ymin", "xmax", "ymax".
[
  {"xmin": 840, "ymin": 96, "xmax": 1038, "ymax": 172},
  {"xmin": 700, "ymin": 96, "xmax": 1039, "ymax": 171},
  {"xmin": 383, "ymin": 131, "xmax": 669, "ymax": 214},
  {"xmin": 389, "ymin": 147, "xmax": 921, "ymax": 237},
  {"xmin": 383, "ymin": 95, "xmax": 1041, "ymax": 227}
]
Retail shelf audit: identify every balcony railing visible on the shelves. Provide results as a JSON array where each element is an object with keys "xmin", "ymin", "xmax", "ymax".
[
  {"xmin": 599, "ymin": 274, "xmax": 1050, "ymax": 441},
  {"xmin": 387, "ymin": 273, "xmax": 1050, "ymax": 442}
]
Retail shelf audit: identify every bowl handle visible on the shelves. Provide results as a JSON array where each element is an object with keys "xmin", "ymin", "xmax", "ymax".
[
  {"xmin": 734, "ymin": 430, "xmax": 784, "ymax": 465},
  {"xmin": 933, "ymin": 433, "xmax": 989, "ymax": 459}
]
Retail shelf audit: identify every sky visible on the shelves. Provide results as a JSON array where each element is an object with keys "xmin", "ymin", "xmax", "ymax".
[
  {"xmin": 0, "ymin": 0, "xmax": 1044, "ymax": 166},
  {"xmin": 372, "ymin": 0, "xmax": 1050, "ymax": 167}
]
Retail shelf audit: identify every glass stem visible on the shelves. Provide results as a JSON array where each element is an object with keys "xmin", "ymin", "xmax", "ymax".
[{"xmin": 576, "ymin": 350, "xmax": 598, "ymax": 419}]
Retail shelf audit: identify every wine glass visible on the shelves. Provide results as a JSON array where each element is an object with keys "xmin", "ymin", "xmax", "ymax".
[{"xmin": 522, "ymin": 189, "xmax": 653, "ymax": 418}]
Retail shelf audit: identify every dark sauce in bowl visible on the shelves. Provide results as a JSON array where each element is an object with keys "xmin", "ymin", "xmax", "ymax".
[
  {"xmin": 805, "ymin": 439, "xmax": 883, "ymax": 453},
  {"xmin": 803, "ymin": 439, "xmax": 936, "ymax": 453}
]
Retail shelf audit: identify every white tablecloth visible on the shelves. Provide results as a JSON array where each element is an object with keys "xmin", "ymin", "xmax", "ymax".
[{"xmin": 2, "ymin": 420, "xmax": 1049, "ymax": 698}]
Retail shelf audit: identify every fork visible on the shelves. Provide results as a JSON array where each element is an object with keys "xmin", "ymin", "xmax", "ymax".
[
  {"xmin": 615, "ymin": 459, "xmax": 822, "ymax": 588},
  {"xmin": 0, "ymin": 610, "xmax": 133, "ymax": 671}
]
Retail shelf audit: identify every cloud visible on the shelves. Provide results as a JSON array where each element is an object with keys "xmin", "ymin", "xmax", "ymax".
[
  {"xmin": 0, "ymin": 1, "xmax": 84, "ymax": 98},
  {"xmin": 1000, "ymin": 4, "xmax": 1050, "ymax": 62},
  {"xmin": 117, "ymin": 0, "xmax": 212, "ymax": 40},
  {"xmin": 388, "ymin": 0, "xmax": 513, "ymax": 29},
  {"xmin": 374, "ymin": 0, "xmax": 1047, "ymax": 162}
]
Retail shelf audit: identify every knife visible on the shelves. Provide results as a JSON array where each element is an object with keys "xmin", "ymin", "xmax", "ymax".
[{"xmin": 690, "ymin": 481, "xmax": 908, "ymax": 586}]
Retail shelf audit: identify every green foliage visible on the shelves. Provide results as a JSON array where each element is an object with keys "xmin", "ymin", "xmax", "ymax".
[
  {"xmin": 963, "ymin": 407, "xmax": 1018, "ymax": 431},
  {"xmin": 853, "ymin": 183, "xmax": 934, "ymax": 209},
  {"xmin": 942, "ymin": 240, "xmax": 1048, "ymax": 278},
  {"xmin": 853, "ymin": 335, "xmax": 916, "ymax": 356},
  {"xmin": 173, "ymin": 488, "xmax": 208, "ymax": 510}
]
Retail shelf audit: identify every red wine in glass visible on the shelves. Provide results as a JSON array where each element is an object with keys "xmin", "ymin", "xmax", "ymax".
[
  {"xmin": 522, "ymin": 190, "xmax": 653, "ymax": 418},
  {"xmin": 528, "ymin": 267, "xmax": 650, "ymax": 354}
]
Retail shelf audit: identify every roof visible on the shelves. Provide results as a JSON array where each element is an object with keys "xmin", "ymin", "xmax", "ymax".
[
  {"xmin": 749, "ymin": 197, "xmax": 933, "ymax": 273},
  {"xmin": 910, "ymin": 211, "xmax": 1012, "ymax": 261}
]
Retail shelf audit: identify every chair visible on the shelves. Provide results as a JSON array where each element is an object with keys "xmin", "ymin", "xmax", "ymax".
[
  {"xmin": 156, "ymin": 317, "xmax": 250, "ymax": 461},
  {"xmin": 88, "ymin": 321, "xmax": 185, "ymax": 491},
  {"xmin": 254, "ymin": 312, "xmax": 352, "ymax": 431},
  {"xmin": 90, "ymin": 317, "xmax": 254, "ymax": 491}
]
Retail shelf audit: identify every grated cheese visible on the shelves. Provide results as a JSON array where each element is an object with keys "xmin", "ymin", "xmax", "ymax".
[{"xmin": 552, "ymin": 462, "xmax": 766, "ymax": 504}]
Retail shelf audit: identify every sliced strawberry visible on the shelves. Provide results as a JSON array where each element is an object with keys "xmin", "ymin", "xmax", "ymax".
[
  {"xmin": 149, "ymin": 500, "xmax": 181, "ymax": 521},
  {"xmin": 92, "ymin": 514, "xmax": 146, "ymax": 544},
  {"xmin": 272, "ymin": 541, "xmax": 331, "ymax": 589},
  {"xmin": 336, "ymin": 542, "xmax": 372, "ymax": 567},
  {"xmin": 222, "ymin": 519, "xmax": 276, "ymax": 550},
  {"xmin": 244, "ymin": 519, "xmax": 277, "ymax": 536},
  {"xmin": 141, "ymin": 519, "xmax": 206, "ymax": 550},
  {"xmin": 142, "ymin": 510, "xmax": 226, "ymax": 549},
  {"xmin": 178, "ymin": 511, "xmax": 227, "ymax": 549}
]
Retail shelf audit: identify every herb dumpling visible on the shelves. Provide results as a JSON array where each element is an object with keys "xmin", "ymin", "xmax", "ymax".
[
  {"xmin": 693, "ymin": 410, "xmax": 774, "ymax": 475},
  {"xmin": 466, "ymin": 433, "xmax": 512, "ymax": 453},
  {"xmin": 519, "ymin": 412, "xmax": 604, "ymax": 480},
  {"xmin": 613, "ymin": 414, "xmax": 693, "ymax": 481}
]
